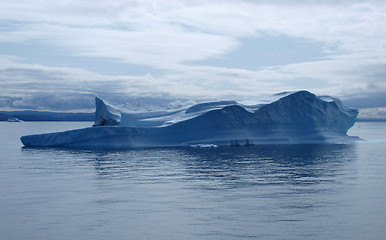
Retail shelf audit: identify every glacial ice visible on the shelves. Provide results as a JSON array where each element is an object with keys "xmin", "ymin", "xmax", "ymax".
[{"xmin": 20, "ymin": 91, "xmax": 359, "ymax": 148}]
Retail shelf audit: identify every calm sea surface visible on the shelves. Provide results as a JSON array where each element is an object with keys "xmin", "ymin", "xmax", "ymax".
[{"xmin": 1, "ymin": 122, "xmax": 386, "ymax": 240}]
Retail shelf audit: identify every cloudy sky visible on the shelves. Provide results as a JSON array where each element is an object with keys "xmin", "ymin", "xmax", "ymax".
[{"xmin": 0, "ymin": 0, "xmax": 385, "ymax": 116}]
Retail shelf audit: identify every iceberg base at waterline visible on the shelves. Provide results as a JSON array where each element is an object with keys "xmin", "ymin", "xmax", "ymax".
[{"xmin": 20, "ymin": 91, "xmax": 359, "ymax": 148}]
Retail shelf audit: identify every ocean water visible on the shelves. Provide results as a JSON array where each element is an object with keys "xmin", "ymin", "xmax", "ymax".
[{"xmin": 1, "ymin": 122, "xmax": 386, "ymax": 240}]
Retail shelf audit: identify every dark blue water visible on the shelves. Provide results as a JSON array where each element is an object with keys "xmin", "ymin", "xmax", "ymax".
[{"xmin": 1, "ymin": 122, "xmax": 386, "ymax": 240}]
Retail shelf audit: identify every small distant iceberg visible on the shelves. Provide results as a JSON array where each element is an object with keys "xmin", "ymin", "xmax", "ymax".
[
  {"xmin": 7, "ymin": 117, "xmax": 23, "ymax": 122},
  {"xmin": 190, "ymin": 144, "xmax": 218, "ymax": 148},
  {"xmin": 20, "ymin": 91, "xmax": 359, "ymax": 148}
]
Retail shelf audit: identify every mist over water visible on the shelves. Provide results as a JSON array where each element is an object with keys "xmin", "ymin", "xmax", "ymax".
[{"xmin": 1, "ymin": 122, "xmax": 386, "ymax": 239}]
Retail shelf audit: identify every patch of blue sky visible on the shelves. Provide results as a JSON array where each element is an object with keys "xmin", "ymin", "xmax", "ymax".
[
  {"xmin": 0, "ymin": 42, "xmax": 157, "ymax": 76},
  {"xmin": 189, "ymin": 35, "xmax": 331, "ymax": 70},
  {"xmin": 0, "ymin": 20, "xmax": 25, "ymax": 31}
]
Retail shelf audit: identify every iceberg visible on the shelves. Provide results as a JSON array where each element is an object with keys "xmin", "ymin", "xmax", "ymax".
[{"xmin": 20, "ymin": 91, "xmax": 359, "ymax": 148}]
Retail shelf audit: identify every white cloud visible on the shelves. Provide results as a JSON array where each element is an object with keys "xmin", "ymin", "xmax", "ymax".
[{"xmin": 0, "ymin": 23, "xmax": 237, "ymax": 69}]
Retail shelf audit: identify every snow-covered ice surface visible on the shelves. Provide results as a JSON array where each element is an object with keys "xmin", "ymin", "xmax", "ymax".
[{"xmin": 20, "ymin": 91, "xmax": 359, "ymax": 148}]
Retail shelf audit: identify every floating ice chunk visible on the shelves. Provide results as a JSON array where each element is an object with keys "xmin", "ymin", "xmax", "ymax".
[{"xmin": 190, "ymin": 144, "xmax": 218, "ymax": 148}]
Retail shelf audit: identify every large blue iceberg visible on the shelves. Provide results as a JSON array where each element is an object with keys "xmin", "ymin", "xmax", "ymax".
[{"xmin": 21, "ymin": 91, "xmax": 359, "ymax": 148}]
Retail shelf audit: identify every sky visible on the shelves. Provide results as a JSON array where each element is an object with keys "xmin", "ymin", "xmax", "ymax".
[{"xmin": 0, "ymin": 0, "xmax": 385, "ymax": 118}]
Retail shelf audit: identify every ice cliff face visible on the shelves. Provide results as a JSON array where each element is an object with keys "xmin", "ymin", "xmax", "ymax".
[
  {"xmin": 21, "ymin": 91, "xmax": 359, "ymax": 148},
  {"xmin": 251, "ymin": 91, "xmax": 357, "ymax": 133}
]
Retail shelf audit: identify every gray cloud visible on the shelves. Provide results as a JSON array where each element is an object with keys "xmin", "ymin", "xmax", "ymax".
[
  {"xmin": 0, "ymin": 0, "xmax": 385, "ymax": 111},
  {"xmin": 11, "ymin": 92, "xmax": 95, "ymax": 111},
  {"xmin": 344, "ymin": 92, "xmax": 386, "ymax": 109},
  {"xmin": 0, "ymin": 96, "xmax": 22, "ymax": 108}
]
